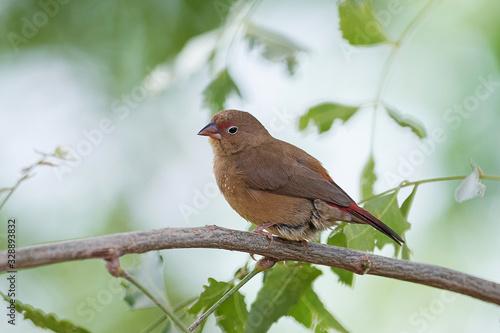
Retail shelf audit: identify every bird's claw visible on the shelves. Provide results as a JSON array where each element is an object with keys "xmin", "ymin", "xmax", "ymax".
[
  {"xmin": 253, "ymin": 223, "xmax": 275, "ymax": 249},
  {"xmin": 300, "ymin": 240, "xmax": 309, "ymax": 254}
]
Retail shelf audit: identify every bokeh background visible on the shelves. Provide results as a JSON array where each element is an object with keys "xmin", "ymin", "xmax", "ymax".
[{"xmin": 1, "ymin": 0, "xmax": 500, "ymax": 332}]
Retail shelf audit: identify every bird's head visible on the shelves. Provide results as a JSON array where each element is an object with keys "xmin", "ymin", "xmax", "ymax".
[{"xmin": 198, "ymin": 109, "xmax": 271, "ymax": 155}]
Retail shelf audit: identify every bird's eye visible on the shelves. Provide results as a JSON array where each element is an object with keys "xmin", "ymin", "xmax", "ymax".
[{"xmin": 227, "ymin": 126, "xmax": 238, "ymax": 135}]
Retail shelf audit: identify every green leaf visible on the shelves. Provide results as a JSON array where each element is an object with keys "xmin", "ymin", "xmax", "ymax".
[
  {"xmin": 203, "ymin": 68, "xmax": 242, "ymax": 115},
  {"xmin": 289, "ymin": 287, "xmax": 349, "ymax": 333},
  {"xmin": 299, "ymin": 103, "xmax": 359, "ymax": 133},
  {"xmin": 363, "ymin": 194, "xmax": 411, "ymax": 256},
  {"xmin": 400, "ymin": 185, "xmax": 418, "ymax": 219},
  {"xmin": 343, "ymin": 223, "xmax": 376, "ymax": 252},
  {"xmin": 1, "ymin": 291, "xmax": 90, "ymax": 333},
  {"xmin": 360, "ymin": 155, "xmax": 376, "ymax": 200},
  {"xmin": 216, "ymin": 286, "xmax": 249, "ymax": 333},
  {"xmin": 327, "ymin": 227, "xmax": 354, "ymax": 286},
  {"xmin": 187, "ymin": 278, "xmax": 231, "ymax": 315},
  {"xmin": 338, "ymin": 0, "xmax": 388, "ymax": 45},
  {"xmin": 401, "ymin": 243, "xmax": 412, "ymax": 260},
  {"xmin": 187, "ymin": 278, "xmax": 248, "ymax": 333},
  {"xmin": 400, "ymin": 187, "xmax": 415, "ymax": 260},
  {"xmin": 385, "ymin": 105, "xmax": 427, "ymax": 139},
  {"xmin": 245, "ymin": 23, "xmax": 305, "ymax": 75},
  {"xmin": 158, "ymin": 319, "xmax": 171, "ymax": 333},
  {"xmin": 246, "ymin": 263, "xmax": 322, "ymax": 333},
  {"xmin": 123, "ymin": 252, "xmax": 166, "ymax": 309}
]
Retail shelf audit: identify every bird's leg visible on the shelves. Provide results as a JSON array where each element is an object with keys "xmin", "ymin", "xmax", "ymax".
[
  {"xmin": 249, "ymin": 223, "xmax": 275, "ymax": 260},
  {"xmin": 300, "ymin": 240, "xmax": 309, "ymax": 254},
  {"xmin": 252, "ymin": 223, "xmax": 275, "ymax": 248}
]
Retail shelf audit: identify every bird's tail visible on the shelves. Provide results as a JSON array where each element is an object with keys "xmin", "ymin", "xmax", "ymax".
[{"xmin": 338, "ymin": 202, "xmax": 404, "ymax": 245}]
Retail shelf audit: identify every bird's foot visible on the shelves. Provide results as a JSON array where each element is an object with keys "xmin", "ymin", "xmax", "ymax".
[
  {"xmin": 249, "ymin": 223, "xmax": 277, "ymax": 260},
  {"xmin": 300, "ymin": 240, "xmax": 309, "ymax": 254},
  {"xmin": 253, "ymin": 223, "xmax": 275, "ymax": 249}
]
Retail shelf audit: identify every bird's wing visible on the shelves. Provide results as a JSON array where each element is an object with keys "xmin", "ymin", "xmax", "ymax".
[{"xmin": 235, "ymin": 142, "xmax": 353, "ymax": 207}]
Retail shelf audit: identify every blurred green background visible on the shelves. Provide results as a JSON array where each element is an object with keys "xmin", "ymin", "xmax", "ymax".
[{"xmin": 1, "ymin": 0, "xmax": 500, "ymax": 332}]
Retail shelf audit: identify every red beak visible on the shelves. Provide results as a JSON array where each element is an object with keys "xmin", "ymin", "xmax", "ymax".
[{"xmin": 198, "ymin": 121, "xmax": 221, "ymax": 140}]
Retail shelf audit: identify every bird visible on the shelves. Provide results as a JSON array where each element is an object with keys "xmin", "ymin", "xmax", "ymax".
[{"xmin": 198, "ymin": 109, "xmax": 404, "ymax": 245}]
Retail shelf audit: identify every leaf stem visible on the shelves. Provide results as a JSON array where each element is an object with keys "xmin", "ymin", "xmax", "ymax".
[
  {"xmin": 188, "ymin": 268, "xmax": 262, "ymax": 331},
  {"xmin": 374, "ymin": 0, "xmax": 441, "ymax": 105},
  {"xmin": 0, "ymin": 154, "xmax": 49, "ymax": 211},
  {"xmin": 371, "ymin": 0, "xmax": 441, "ymax": 152},
  {"xmin": 395, "ymin": 0, "xmax": 442, "ymax": 48},
  {"xmin": 210, "ymin": 0, "xmax": 260, "ymax": 71},
  {"xmin": 142, "ymin": 297, "xmax": 199, "ymax": 333},
  {"xmin": 142, "ymin": 315, "xmax": 167, "ymax": 333},
  {"xmin": 121, "ymin": 269, "xmax": 189, "ymax": 333},
  {"xmin": 359, "ymin": 174, "xmax": 499, "ymax": 205},
  {"xmin": 0, "ymin": 147, "xmax": 73, "ymax": 211}
]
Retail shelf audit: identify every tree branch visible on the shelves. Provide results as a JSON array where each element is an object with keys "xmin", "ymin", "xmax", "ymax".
[{"xmin": 1, "ymin": 226, "xmax": 499, "ymax": 305}]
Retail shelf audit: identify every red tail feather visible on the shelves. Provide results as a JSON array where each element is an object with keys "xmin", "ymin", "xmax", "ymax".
[{"xmin": 332, "ymin": 202, "xmax": 404, "ymax": 245}]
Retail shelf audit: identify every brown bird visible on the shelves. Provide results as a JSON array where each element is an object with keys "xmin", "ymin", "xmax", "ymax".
[{"xmin": 198, "ymin": 109, "xmax": 404, "ymax": 245}]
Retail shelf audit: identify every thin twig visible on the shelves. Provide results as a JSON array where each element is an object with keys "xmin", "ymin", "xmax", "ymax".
[
  {"xmin": 369, "ymin": 0, "xmax": 442, "ymax": 154},
  {"xmin": 359, "ymin": 174, "xmax": 498, "ymax": 204},
  {"xmin": 0, "ymin": 226, "xmax": 499, "ymax": 306},
  {"xmin": 189, "ymin": 268, "xmax": 261, "ymax": 331},
  {"xmin": 121, "ymin": 269, "xmax": 189, "ymax": 333},
  {"xmin": 0, "ymin": 147, "xmax": 73, "ymax": 211},
  {"xmin": 142, "ymin": 296, "xmax": 199, "ymax": 333}
]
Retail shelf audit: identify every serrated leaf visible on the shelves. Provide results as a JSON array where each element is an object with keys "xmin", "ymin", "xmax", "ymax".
[
  {"xmin": 123, "ymin": 252, "xmax": 166, "ymax": 309},
  {"xmin": 385, "ymin": 105, "xmax": 427, "ymax": 139},
  {"xmin": 401, "ymin": 243, "xmax": 412, "ymax": 260},
  {"xmin": 338, "ymin": 0, "xmax": 388, "ymax": 45},
  {"xmin": 289, "ymin": 287, "xmax": 349, "ymax": 333},
  {"xmin": 1, "ymin": 292, "xmax": 90, "ymax": 333},
  {"xmin": 187, "ymin": 278, "xmax": 231, "ymax": 315},
  {"xmin": 203, "ymin": 68, "xmax": 242, "ymax": 115},
  {"xmin": 299, "ymin": 103, "xmax": 359, "ymax": 133},
  {"xmin": 216, "ymin": 285, "xmax": 249, "ymax": 333},
  {"xmin": 246, "ymin": 263, "xmax": 322, "ymax": 333},
  {"xmin": 455, "ymin": 159, "xmax": 486, "ymax": 202},
  {"xmin": 246, "ymin": 23, "xmax": 305, "ymax": 75},
  {"xmin": 360, "ymin": 155, "xmax": 376, "ymax": 200},
  {"xmin": 400, "ymin": 185, "xmax": 418, "ymax": 219},
  {"xmin": 187, "ymin": 278, "xmax": 248, "ymax": 333},
  {"xmin": 363, "ymin": 194, "xmax": 411, "ymax": 257},
  {"xmin": 327, "ymin": 227, "xmax": 354, "ymax": 286}
]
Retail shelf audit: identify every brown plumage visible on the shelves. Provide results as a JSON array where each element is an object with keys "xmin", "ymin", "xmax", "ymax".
[{"xmin": 198, "ymin": 109, "xmax": 404, "ymax": 245}]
